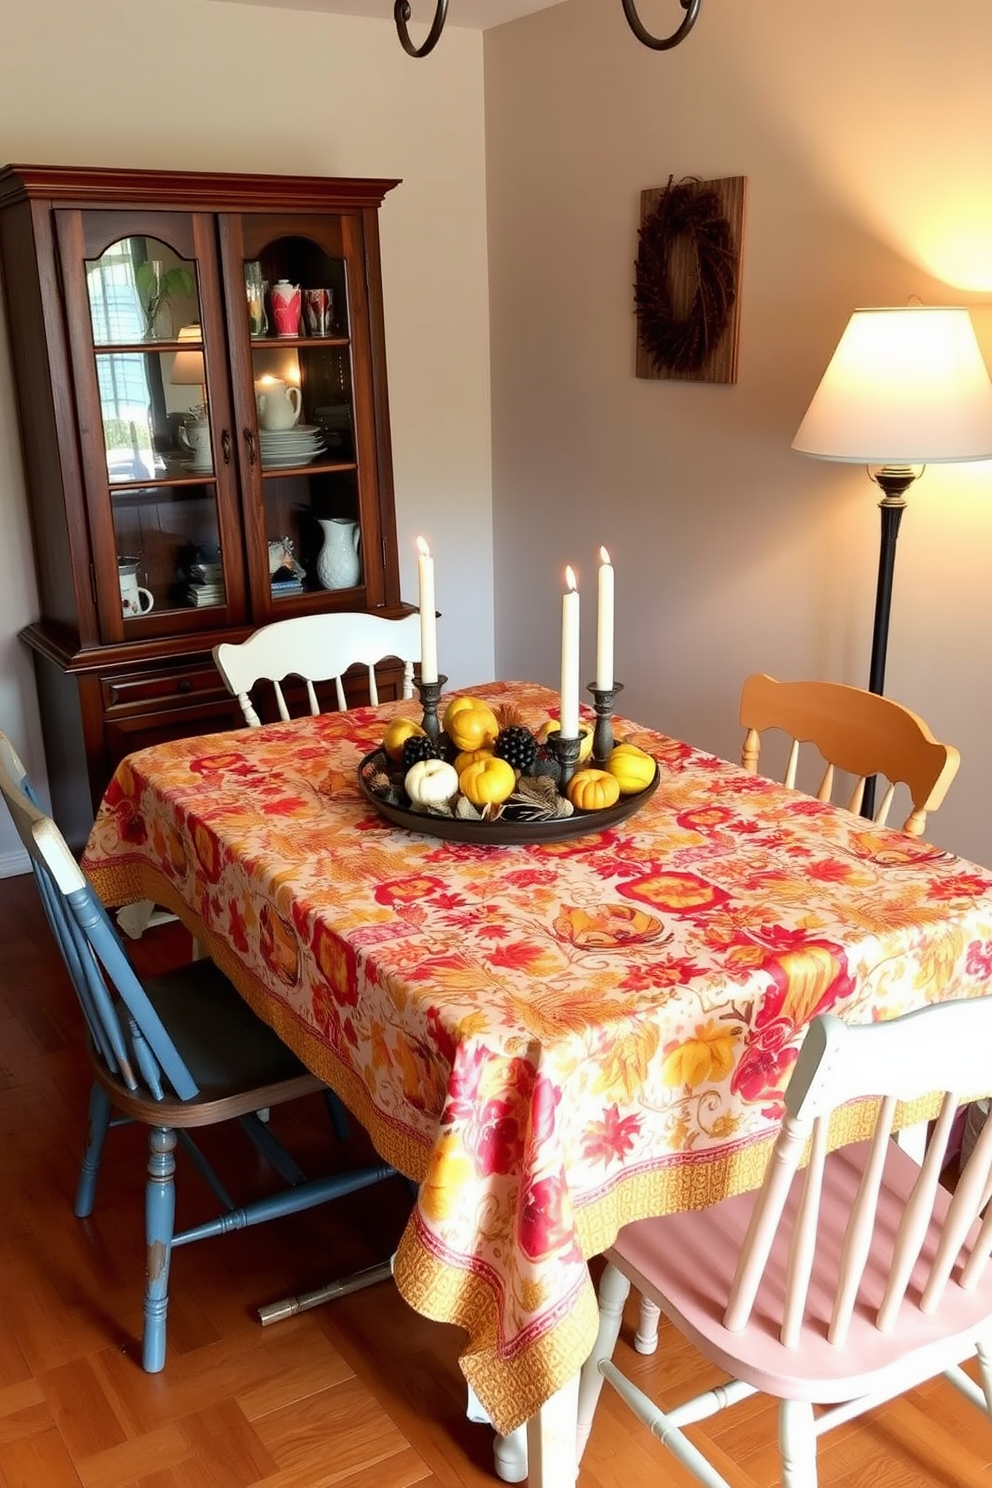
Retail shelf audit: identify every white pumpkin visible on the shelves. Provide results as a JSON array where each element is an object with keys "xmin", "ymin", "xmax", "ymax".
[{"xmin": 404, "ymin": 757, "xmax": 460, "ymax": 809}]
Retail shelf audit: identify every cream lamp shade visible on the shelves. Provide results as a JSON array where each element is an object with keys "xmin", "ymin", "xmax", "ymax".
[
  {"xmin": 793, "ymin": 305, "xmax": 992, "ymax": 464},
  {"xmin": 792, "ymin": 305, "xmax": 992, "ymax": 810},
  {"xmin": 170, "ymin": 324, "xmax": 205, "ymax": 390}
]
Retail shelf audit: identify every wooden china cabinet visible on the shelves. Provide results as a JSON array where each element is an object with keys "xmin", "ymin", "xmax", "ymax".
[{"xmin": 0, "ymin": 164, "xmax": 409, "ymax": 848}]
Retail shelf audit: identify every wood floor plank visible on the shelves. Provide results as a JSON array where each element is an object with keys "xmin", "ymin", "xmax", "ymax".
[
  {"xmin": 77, "ymin": 1422, "xmax": 191, "ymax": 1488},
  {"xmin": 236, "ymin": 1330, "xmax": 355, "ymax": 1421},
  {"xmin": 0, "ymin": 1382, "xmax": 50, "ymax": 1448},
  {"xmin": 0, "ymin": 1423, "xmax": 83, "ymax": 1488},
  {"xmin": 40, "ymin": 1354, "xmax": 130, "ymax": 1459},
  {"xmin": 178, "ymin": 1397, "xmax": 278, "ymax": 1485},
  {"xmin": 252, "ymin": 1373, "xmax": 419, "ymax": 1483}
]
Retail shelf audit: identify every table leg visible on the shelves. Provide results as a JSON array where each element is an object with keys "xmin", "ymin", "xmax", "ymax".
[{"xmin": 493, "ymin": 1372, "xmax": 580, "ymax": 1487}]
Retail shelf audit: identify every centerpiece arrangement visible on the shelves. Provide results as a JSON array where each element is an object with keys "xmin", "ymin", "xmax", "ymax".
[
  {"xmin": 358, "ymin": 694, "xmax": 659, "ymax": 844},
  {"xmin": 357, "ymin": 538, "xmax": 659, "ymax": 843}
]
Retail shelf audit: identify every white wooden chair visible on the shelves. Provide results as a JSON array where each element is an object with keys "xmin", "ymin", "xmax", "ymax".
[
  {"xmin": 214, "ymin": 611, "xmax": 421, "ymax": 728},
  {"xmin": 577, "ymin": 999, "xmax": 992, "ymax": 1487},
  {"xmin": 739, "ymin": 673, "xmax": 960, "ymax": 839}
]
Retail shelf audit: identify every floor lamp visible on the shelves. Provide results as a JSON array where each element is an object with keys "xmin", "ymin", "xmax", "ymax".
[{"xmin": 792, "ymin": 305, "xmax": 992, "ymax": 814}]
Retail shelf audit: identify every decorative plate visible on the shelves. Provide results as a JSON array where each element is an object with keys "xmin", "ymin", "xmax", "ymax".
[{"xmin": 357, "ymin": 749, "xmax": 660, "ymax": 845}]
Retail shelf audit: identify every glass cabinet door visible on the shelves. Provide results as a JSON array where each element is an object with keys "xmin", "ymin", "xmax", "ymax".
[
  {"xmin": 55, "ymin": 210, "xmax": 247, "ymax": 642},
  {"xmin": 220, "ymin": 212, "xmax": 389, "ymax": 619}
]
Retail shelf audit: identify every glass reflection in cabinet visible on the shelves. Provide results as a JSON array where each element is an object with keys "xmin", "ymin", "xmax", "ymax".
[
  {"xmin": 97, "ymin": 342, "xmax": 213, "ymax": 483},
  {"xmin": 112, "ymin": 485, "xmax": 226, "ymax": 618},
  {"xmin": 87, "ymin": 236, "xmax": 200, "ymax": 345}
]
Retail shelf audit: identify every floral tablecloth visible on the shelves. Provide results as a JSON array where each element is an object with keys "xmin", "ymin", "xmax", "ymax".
[{"xmin": 81, "ymin": 681, "xmax": 992, "ymax": 1434}]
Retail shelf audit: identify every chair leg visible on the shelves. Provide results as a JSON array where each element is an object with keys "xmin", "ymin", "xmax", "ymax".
[
  {"xmin": 576, "ymin": 1262, "xmax": 631, "ymax": 1459},
  {"xmin": 323, "ymin": 1087, "xmax": 351, "ymax": 1142},
  {"xmin": 779, "ymin": 1398, "xmax": 817, "ymax": 1488},
  {"xmin": 635, "ymin": 1293, "xmax": 661, "ymax": 1354},
  {"xmin": 143, "ymin": 1125, "xmax": 177, "ymax": 1373},
  {"xmin": 975, "ymin": 1339, "xmax": 992, "ymax": 1417},
  {"xmin": 74, "ymin": 1082, "xmax": 113, "ymax": 1218}
]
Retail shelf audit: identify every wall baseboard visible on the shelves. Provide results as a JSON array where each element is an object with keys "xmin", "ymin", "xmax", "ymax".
[{"xmin": 0, "ymin": 847, "xmax": 30, "ymax": 879}]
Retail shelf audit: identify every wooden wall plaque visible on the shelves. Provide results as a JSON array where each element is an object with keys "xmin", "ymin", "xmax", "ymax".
[{"xmin": 634, "ymin": 174, "xmax": 746, "ymax": 386}]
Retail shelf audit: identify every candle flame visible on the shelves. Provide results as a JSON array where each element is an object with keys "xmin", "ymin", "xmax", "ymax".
[
  {"xmin": 565, "ymin": 565, "xmax": 577, "ymax": 592},
  {"xmin": 416, "ymin": 536, "xmax": 431, "ymax": 559},
  {"xmin": 600, "ymin": 546, "xmax": 611, "ymax": 565}
]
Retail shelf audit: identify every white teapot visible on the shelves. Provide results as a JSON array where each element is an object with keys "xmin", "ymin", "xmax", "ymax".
[{"xmin": 255, "ymin": 378, "xmax": 302, "ymax": 431}]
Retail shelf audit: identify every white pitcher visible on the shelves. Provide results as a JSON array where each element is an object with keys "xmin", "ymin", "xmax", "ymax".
[
  {"xmin": 315, "ymin": 518, "xmax": 361, "ymax": 590},
  {"xmin": 256, "ymin": 379, "xmax": 302, "ymax": 431}
]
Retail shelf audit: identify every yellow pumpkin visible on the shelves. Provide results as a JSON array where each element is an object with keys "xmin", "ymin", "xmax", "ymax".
[
  {"xmin": 541, "ymin": 718, "xmax": 594, "ymax": 764},
  {"xmin": 445, "ymin": 700, "xmax": 500, "ymax": 752},
  {"xmin": 453, "ymin": 747, "xmax": 493, "ymax": 774},
  {"xmin": 442, "ymin": 694, "xmax": 485, "ymax": 733},
  {"xmin": 459, "ymin": 755, "xmax": 516, "ymax": 807},
  {"xmin": 567, "ymin": 768, "xmax": 621, "ymax": 812},
  {"xmin": 382, "ymin": 715, "xmax": 426, "ymax": 762},
  {"xmin": 605, "ymin": 742, "xmax": 656, "ymax": 794}
]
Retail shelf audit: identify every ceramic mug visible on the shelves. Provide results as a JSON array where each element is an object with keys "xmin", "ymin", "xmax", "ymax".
[
  {"xmin": 118, "ymin": 559, "xmax": 154, "ymax": 617},
  {"xmin": 270, "ymin": 280, "xmax": 302, "ymax": 338},
  {"xmin": 304, "ymin": 287, "xmax": 334, "ymax": 337},
  {"xmin": 179, "ymin": 418, "xmax": 212, "ymax": 469}
]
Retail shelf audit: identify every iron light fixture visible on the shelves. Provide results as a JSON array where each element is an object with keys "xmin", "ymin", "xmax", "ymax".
[{"xmin": 394, "ymin": 0, "xmax": 703, "ymax": 58}]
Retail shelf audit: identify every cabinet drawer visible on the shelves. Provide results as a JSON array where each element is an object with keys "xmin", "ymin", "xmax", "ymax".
[{"xmin": 102, "ymin": 663, "xmax": 228, "ymax": 713}]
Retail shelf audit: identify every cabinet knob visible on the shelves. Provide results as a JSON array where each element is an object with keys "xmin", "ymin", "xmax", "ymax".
[
  {"xmin": 177, "ymin": 677, "xmax": 193, "ymax": 694},
  {"xmin": 222, "ymin": 428, "xmax": 232, "ymax": 464},
  {"xmin": 244, "ymin": 428, "xmax": 257, "ymax": 467}
]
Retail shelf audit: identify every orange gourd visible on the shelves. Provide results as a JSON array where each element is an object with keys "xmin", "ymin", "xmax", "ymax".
[{"xmin": 566, "ymin": 769, "xmax": 621, "ymax": 811}]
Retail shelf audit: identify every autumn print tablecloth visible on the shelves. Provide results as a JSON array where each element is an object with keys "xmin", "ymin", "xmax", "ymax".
[{"xmin": 81, "ymin": 681, "xmax": 992, "ymax": 1434}]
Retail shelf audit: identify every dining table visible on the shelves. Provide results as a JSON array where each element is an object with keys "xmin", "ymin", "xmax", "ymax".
[{"xmin": 80, "ymin": 679, "xmax": 992, "ymax": 1487}]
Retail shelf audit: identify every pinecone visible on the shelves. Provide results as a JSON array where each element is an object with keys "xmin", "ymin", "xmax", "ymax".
[
  {"xmin": 494, "ymin": 725, "xmax": 538, "ymax": 773},
  {"xmin": 402, "ymin": 734, "xmax": 440, "ymax": 770}
]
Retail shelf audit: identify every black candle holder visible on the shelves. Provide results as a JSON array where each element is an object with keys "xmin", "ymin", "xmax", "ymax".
[
  {"xmin": 548, "ymin": 729, "xmax": 583, "ymax": 789},
  {"xmin": 414, "ymin": 673, "xmax": 447, "ymax": 743},
  {"xmin": 588, "ymin": 680, "xmax": 623, "ymax": 764}
]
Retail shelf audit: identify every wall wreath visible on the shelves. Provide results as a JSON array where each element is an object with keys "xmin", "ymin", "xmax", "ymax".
[{"xmin": 634, "ymin": 174, "xmax": 746, "ymax": 385}]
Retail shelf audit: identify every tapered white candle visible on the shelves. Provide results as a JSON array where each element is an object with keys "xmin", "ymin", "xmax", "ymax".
[
  {"xmin": 416, "ymin": 536, "xmax": 438, "ymax": 683},
  {"xmin": 560, "ymin": 565, "xmax": 580, "ymax": 738},
  {"xmin": 596, "ymin": 546, "xmax": 614, "ymax": 692}
]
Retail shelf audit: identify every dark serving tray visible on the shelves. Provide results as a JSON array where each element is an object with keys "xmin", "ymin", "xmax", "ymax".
[{"xmin": 357, "ymin": 750, "xmax": 660, "ymax": 845}]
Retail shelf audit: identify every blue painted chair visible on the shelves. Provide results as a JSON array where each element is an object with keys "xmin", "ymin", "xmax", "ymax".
[{"xmin": 0, "ymin": 730, "xmax": 396, "ymax": 1371}]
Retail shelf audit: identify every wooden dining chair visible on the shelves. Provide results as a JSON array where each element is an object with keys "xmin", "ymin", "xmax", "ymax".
[
  {"xmin": 577, "ymin": 998, "xmax": 992, "ymax": 1487},
  {"xmin": 214, "ymin": 611, "xmax": 422, "ymax": 727},
  {"xmin": 0, "ymin": 729, "xmax": 397, "ymax": 1372},
  {"xmin": 737, "ymin": 673, "xmax": 960, "ymax": 838}
]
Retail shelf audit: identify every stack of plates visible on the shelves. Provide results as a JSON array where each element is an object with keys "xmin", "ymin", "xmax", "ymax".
[{"xmin": 259, "ymin": 424, "xmax": 327, "ymax": 470}]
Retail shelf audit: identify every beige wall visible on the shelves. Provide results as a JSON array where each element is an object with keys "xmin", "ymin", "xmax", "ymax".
[
  {"xmin": 485, "ymin": 0, "xmax": 992, "ymax": 866},
  {"xmin": 0, "ymin": 0, "xmax": 494, "ymax": 870}
]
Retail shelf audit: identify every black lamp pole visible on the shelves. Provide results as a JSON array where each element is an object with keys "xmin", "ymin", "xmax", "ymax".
[{"xmin": 863, "ymin": 466, "xmax": 916, "ymax": 816}]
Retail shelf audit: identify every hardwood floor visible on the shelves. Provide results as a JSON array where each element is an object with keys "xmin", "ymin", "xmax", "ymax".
[{"xmin": 2, "ymin": 870, "xmax": 991, "ymax": 1487}]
